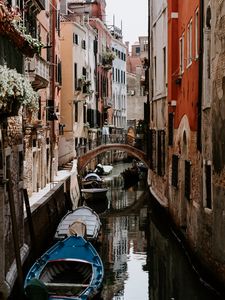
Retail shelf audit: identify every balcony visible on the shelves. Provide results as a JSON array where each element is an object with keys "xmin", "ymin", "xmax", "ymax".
[
  {"xmin": 26, "ymin": 0, "xmax": 46, "ymax": 12},
  {"xmin": 101, "ymin": 51, "xmax": 115, "ymax": 70},
  {"xmin": 104, "ymin": 98, "xmax": 112, "ymax": 109},
  {"xmin": 25, "ymin": 56, "xmax": 49, "ymax": 90}
]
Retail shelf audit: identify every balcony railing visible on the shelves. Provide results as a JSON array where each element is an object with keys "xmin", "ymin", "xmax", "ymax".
[
  {"xmin": 36, "ymin": 56, "xmax": 49, "ymax": 82},
  {"xmin": 26, "ymin": 56, "xmax": 49, "ymax": 90}
]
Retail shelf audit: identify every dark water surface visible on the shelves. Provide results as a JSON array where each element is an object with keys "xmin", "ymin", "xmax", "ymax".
[{"xmin": 91, "ymin": 163, "xmax": 223, "ymax": 300}]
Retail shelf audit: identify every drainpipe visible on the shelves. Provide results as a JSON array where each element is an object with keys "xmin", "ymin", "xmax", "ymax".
[
  {"xmin": 146, "ymin": 0, "xmax": 151, "ymax": 158},
  {"xmin": 50, "ymin": 0, "xmax": 56, "ymax": 181},
  {"xmin": 197, "ymin": 0, "xmax": 204, "ymax": 151}
]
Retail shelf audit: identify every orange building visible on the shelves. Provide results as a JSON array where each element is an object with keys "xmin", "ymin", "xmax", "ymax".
[{"xmin": 168, "ymin": 0, "xmax": 200, "ymax": 132}]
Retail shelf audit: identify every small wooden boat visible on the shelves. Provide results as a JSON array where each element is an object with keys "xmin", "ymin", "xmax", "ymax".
[
  {"xmin": 81, "ymin": 173, "xmax": 103, "ymax": 188},
  {"xmin": 54, "ymin": 206, "xmax": 101, "ymax": 241},
  {"xmin": 81, "ymin": 188, "xmax": 108, "ymax": 200},
  {"xmin": 24, "ymin": 236, "xmax": 104, "ymax": 300}
]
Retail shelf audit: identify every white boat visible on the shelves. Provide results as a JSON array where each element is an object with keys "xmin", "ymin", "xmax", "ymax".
[
  {"xmin": 81, "ymin": 188, "xmax": 108, "ymax": 200},
  {"xmin": 94, "ymin": 164, "xmax": 113, "ymax": 175},
  {"xmin": 54, "ymin": 206, "xmax": 101, "ymax": 241}
]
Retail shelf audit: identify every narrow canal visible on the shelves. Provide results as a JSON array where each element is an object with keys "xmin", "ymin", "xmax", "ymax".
[{"xmin": 87, "ymin": 163, "xmax": 223, "ymax": 300}]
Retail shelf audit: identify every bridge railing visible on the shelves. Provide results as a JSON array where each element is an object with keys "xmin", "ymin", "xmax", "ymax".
[{"xmin": 76, "ymin": 133, "xmax": 147, "ymax": 157}]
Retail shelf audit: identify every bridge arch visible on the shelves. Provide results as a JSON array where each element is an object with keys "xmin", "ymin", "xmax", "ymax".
[{"xmin": 77, "ymin": 143, "xmax": 150, "ymax": 172}]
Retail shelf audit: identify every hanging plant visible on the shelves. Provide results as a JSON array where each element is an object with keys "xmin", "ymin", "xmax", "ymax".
[
  {"xmin": 0, "ymin": 3, "xmax": 44, "ymax": 57},
  {"xmin": 102, "ymin": 50, "xmax": 115, "ymax": 66},
  {"xmin": 0, "ymin": 64, "xmax": 39, "ymax": 115}
]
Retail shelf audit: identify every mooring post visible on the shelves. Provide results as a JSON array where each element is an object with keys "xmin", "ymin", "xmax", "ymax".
[{"xmin": 6, "ymin": 168, "xmax": 24, "ymax": 299}]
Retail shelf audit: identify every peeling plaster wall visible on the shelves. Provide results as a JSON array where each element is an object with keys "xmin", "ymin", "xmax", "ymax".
[{"xmin": 201, "ymin": 0, "xmax": 225, "ymax": 285}]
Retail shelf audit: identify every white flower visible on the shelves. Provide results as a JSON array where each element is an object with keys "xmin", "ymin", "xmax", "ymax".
[{"xmin": 0, "ymin": 65, "xmax": 39, "ymax": 112}]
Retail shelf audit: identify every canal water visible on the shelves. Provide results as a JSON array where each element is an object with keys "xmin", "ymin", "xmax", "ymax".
[{"xmin": 87, "ymin": 163, "xmax": 223, "ymax": 300}]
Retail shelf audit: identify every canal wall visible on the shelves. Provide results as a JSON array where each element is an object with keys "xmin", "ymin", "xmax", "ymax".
[
  {"xmin": 22, "ymin": 172, "xmax": 81, "ymax": 277},
  {"xmin": 148, "ymin": 170, "xmax": 225, "ymax": 295}
]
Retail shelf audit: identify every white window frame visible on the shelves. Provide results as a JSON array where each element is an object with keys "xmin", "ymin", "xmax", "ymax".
[
  {"xmin": 195, "ymin": 9, "xmax": 199, "ymax": 59},
  {"xmin": 179, "ymin": 33, "xmax": 185, "ymax": 74},
  {"xmin": 187, "ymin": 19, "xmax": 193, "ymax": 68}
]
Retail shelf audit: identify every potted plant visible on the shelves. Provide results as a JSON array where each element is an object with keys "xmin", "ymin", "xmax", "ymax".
[{"xmin": 102, "ymin": 50, "xmax": 115, "ymax": 69}]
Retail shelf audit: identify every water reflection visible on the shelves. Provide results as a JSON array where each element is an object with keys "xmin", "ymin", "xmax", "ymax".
[{"xmin": 96, "ymin": 163, "xmax": 223, "ymax": 300}]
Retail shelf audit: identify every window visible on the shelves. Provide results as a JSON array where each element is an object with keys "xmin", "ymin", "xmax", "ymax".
[
  {"xmin": 204, "ymin": 162, "xmax": 212, "ymax": 209},
  {"xmin": 143, "ymin": 39, "xmax": 148, "ymax": 52},
  {"xmin": 150, "ymin": 129, "xmax": 157, "ymax": 171},
  {"xmin": 19, "ymin": 151, "xmax": 23, "ymax": 181},
  {"xmin": 74, "ymin": 102, "xmax": 78, "ymax": 122},
  {"xmin": 172, "ymin": 155, "xmax": 179, "ymax": 188},
  {"xmin": 163, "ymin": 46, "xmax": 166, "ymax": 86},
  {"xmin": 73, "ymin": 33, "xmax": 79, "ymax": 45},
  {"xmin": 179, "ymin": 33, "xmax": 184, "ymax": 73},
  {"xmin": 187, "ymin": 19, "xmax": 192, "ymax": 67},
  {"xmin": 83, "ymin": 104, "xmax": 87, "ymax": 124},
  {"xmin": 157, "ymin": 130, "xmax": 165, "ymax": 176},
  {"xmin": 135, "ymin": 47, "xmax": 140, "ymax": 54},
  {"xmin": 168, "ymin": 112, "xmax": 174, "ymax": 146},
  {"xmin": 185, "ymin": 160, "xmax": 191, "ymax": 200},
  {"xmin": 81, "ymin": 39, "xmax": 86, "ymax": 49},
  {"xmin": 74, "ymin": 63, "xmax": 77, "ymax": 90},
  {"xmin": 82, "ymin": 67, "xmax": 86, "ymax": 77},
  {"xmin": 195, "ymin": 9, "xmax": 199, "ymax": 58},
  {"xmin": 154, "ymin": 56, "xmax": 157, "ymax": 94}
]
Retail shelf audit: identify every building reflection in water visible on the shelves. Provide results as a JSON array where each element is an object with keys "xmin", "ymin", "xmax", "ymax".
[
  {"xmin": 99, "ymin": 167, "xmax": 148, "ymax": 299},
  {"xmin": 98, "ymin": 163, "xmax": 222, "ymax": 300}
]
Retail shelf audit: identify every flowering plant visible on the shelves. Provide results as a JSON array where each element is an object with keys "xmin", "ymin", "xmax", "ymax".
[
  {"xmin": 0, "ymin": 64, "xmax": 39, "ymax": 114},
  {"xmin": 12, "ymin": 21, "xmax": 44, "ymax": 53},
  {"xmin": 102, "ymin": 50, "xmax": 115, "ymax": 65},
  {"xmin": 0, "ymin": 3, "xmax": 44, "ymax": 56}
]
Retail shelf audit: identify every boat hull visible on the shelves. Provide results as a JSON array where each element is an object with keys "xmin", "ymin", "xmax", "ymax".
[
  {"xmin": 24, "ymin": 236, "xmax": 104, "ymax": 300},
  {"xmin": 81, "ymin": 188, "xmax": 108, "ymax": 200},
  {"xmin": 54, "ymin": 206, "xmax": 101, "ymax": 241}
]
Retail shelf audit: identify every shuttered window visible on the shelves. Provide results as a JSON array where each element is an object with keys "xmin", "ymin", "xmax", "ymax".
[
  {"xmin": 47, "ymin": 99, "xmax": 54, "ymax": 121},
  {"xmin": 172, "ymin": 154, "xmax": 179, "ymax": 187},
  {"xmin": 205, "ymin": 164, "xmax": 212, "ymax": 209},
  {"xmin": 150, "ymin": 129, "xmax": 157, "ymax": 171},
  {"xmin": 74, "ymin": 102, "xmax": 78, "ymax": 122},
  {"xmin": 83, "ymin": 104, "xmax": 87, "ymax": 124},
  {"xmin": 168, "ymin": 112, "xmax": 174, "ymax": 146},
  {"xmin": 74, "ymin": 63, "xmax": 77, "ymax": 90},
  {"xmin": 185, "ymin": 160, "xmax": 191, "ymax": 200},
  {"xmin": 157, "ymin": 130, "xmax": 165, "ymax": 176},
  {"xmin": 73, "ymin": 33, "xmax": 79, "ymax": 44}
]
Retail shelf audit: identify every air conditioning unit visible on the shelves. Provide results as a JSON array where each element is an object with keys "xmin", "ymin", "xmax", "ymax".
[{"xmin": 130, "ymin": 90, "xmax": 135, "ymax": 96}]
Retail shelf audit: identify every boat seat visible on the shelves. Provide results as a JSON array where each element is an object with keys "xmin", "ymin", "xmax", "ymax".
[{"xmin": 45, "ymin": 283, "xmax": 89, "ymax": 288}]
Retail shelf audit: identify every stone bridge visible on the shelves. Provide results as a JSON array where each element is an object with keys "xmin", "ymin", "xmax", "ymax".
[{"xmin": 77, "ymin": 143, "xmax": 150, "ymax": 172}]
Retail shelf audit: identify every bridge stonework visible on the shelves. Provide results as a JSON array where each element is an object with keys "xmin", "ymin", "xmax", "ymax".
[{"xmin": 77, "ymin": 143, "xmax": 150, "ymax": 172}]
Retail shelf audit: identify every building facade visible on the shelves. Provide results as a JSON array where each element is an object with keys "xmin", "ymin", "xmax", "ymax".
[
  {"xmin": 111, "ymin": 29, "xmax": 127, "ymax": 132},
  {"xmin": 148, "ymin": 0, "xmax": 168, "ymax": 206},
  {"xmin": 0, "ymin": 0, "xmax": 46, "ymax": 297},
  {"xmin": 149, "ymin": 0, "xmax": 225, "ymax": 288}
]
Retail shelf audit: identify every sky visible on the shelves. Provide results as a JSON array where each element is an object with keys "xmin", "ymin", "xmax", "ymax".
[{"xmin": 105, "ymin": 0, "xmax": 148, "ymax": 47}]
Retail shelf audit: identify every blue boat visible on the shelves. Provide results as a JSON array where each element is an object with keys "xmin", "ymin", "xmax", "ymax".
[{"xmin": 24, "ymin": 236, "xmax": 104, "ymax": 300}]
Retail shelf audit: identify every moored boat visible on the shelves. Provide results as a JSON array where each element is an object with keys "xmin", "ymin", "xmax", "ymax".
[
  {"xmin": 24, "ymin": 236, "xmax": 104, "ymax": 300},
  {"xmin": 81, "ymin": 173, "xmax": 103, "ymax": 189},
  {"xmin": 54, "ymin": 206, "xmax": 101, "ymax": 241},
  {"xmin": 121, "ymin": 166, "xmax": 139, "ymax": 188},
  {"xmin": 81, "ymin": 188, "xmax": 108, "ymax": 200},
  {"xmin": 94, "ymin": 164, "xmax": 113, "ymax": 176}
]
